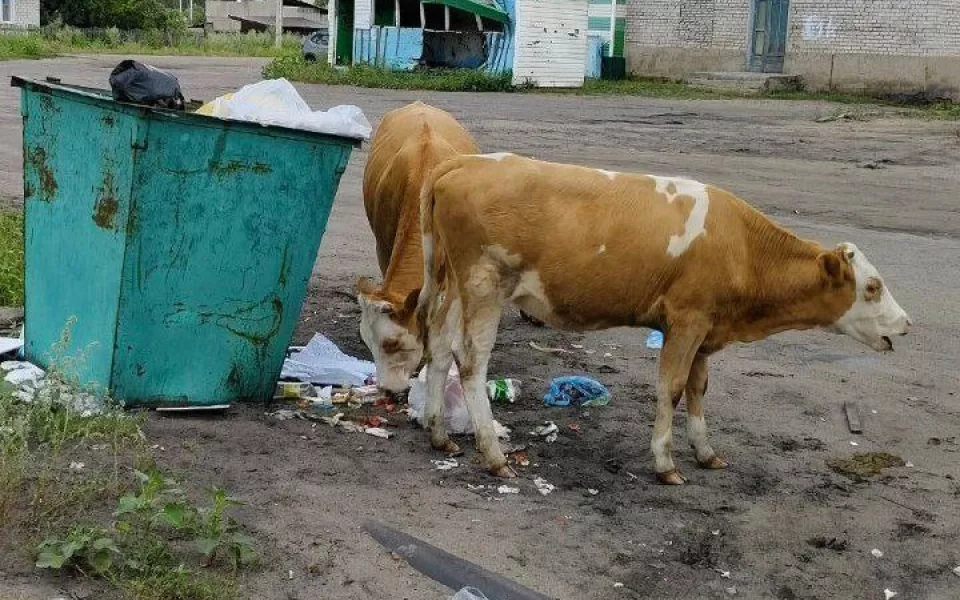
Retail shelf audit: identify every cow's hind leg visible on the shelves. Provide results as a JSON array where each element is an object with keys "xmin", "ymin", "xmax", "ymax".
[
  {"xmin": 652, "ymin": 322, "xmax": 707, "ymax": 485},
  {"xmin": 685, "ymin": 353, "xmax": 727, "ymax": 470},
  {"xmin": 424, "ymin": 296, "xmax": 460, "ymax": 454}
]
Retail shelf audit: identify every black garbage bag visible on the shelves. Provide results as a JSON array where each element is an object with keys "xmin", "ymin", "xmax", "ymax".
[{"xmin": 109, "ymin": 60, "xmax": 185, "ymax": 110}]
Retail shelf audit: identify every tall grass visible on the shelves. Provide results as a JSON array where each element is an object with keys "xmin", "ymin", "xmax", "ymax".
[
  {"xmin": 0, "ymin": 211, "xmax": 24, "ymax": 307},
  {"xmin": 0, "ymin": 27, "xmax": 301, "ymax": 60},
  {"xmin": 262, "ymin": 55, "xmax": 516, "ymax": 92}
]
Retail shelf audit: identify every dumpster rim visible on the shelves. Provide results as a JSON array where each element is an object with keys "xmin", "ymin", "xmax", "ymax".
[{"xmin": 11, "ymin": 76, "xmax": 363, "ymax": 148}]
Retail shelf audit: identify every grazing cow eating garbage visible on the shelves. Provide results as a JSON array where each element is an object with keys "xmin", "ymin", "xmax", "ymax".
[
  {"xmin": 416, "ymin": 153, "xmax": 911, "ymax": 483},
  {"xmin": 356, "ymin": 102, "xmax": 479, "ymax": 395}
]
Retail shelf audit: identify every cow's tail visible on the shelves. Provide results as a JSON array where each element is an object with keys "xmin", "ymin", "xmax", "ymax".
[{"xmin": 416, "ymin": 156, "xmax": 463, "ymax": 354}]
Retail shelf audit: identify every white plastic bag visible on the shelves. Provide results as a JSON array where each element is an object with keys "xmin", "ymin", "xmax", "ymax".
[
  {"xmin": 408, "ymin": 364, "xmax": 509, "ymax": 438},
  {"xmin": 197, "ymin": 78, "xmax": 371, "ymax": 140},
  {"xmin": 451, "ymin": 588, "xmax": 489, "ymax": 600},
  {"xmin": 280, "ymin": 333, "xmax": 375, "ymax": 387}
]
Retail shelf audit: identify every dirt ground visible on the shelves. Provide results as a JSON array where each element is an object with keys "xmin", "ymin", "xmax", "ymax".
[{"xmin": 1, "ymin": 56, "xmax": 959, "ymax": 600}]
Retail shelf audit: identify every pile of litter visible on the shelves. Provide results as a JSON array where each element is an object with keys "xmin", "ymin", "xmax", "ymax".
[
  {"xmin": 196, "ymin": 78, "xmax": 371, "ymax": 140},
  {"xmin": 2, "ymin": 361, "xmax": 105, "ymax": 417}
]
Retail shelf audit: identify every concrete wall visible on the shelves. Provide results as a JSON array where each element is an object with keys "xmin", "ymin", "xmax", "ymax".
[
  {"xmin": 0, "ymin": 0, "xmax": 40, "ymax": 27},
  {"xmin": 624, "ymin": 0, "xmax": 960, "ymax": 99},
  {"xmin": 206, "ymin": 0, "xmax": 325, "ymax": 32}
]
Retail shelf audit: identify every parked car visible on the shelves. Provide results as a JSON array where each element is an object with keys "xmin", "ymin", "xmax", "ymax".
[{"xmin": 302, "ymin": 30, "xmax": 329, "ymax": 62}]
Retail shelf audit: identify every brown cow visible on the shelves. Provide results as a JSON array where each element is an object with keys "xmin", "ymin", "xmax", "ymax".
[
  {"xmin": 356, "ymin": 102, "xmax": 479, "ymax": 394},
  {"xmin": 416, "ymin": 153, "xmax": 912, "ymax": 483}
]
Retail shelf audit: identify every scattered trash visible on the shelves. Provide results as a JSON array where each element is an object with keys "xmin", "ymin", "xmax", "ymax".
[
  {"xmin": 196, "ymin": 78, "xmax": 371, "ymax": 139},
  {"xmin": 884, "ymin": 589, "xmax": 897, "ymax": 600},
  {"xmin": 849, "ymin": 441, "xmax": 859, "ymax": 446},
  {"xmin": 497, "ymin": 485, "xmax": 520, "ymax": 494},
  {"xmin": 603, "ymin": 353, "xmax": 613, "ymax": 359},
  {"xmin": 3, "ymin": 361, "xmax": 45, "ymax": 386},
  {"xmin": 568, "ymin": 423, "xmax": 580, "ymax": 433},
  {"xmin": 725, "ymin": 587, "xmax": 737, "ymax": 596},
  {"xmin": 275, "ymin": 381, "xmax": 317, "ymax": 399},
  {"xmin": 69, "ymin": 461, "xmax": 85, "ymax": 471},
  {"xmin": 109, "ymin": 60, "xmax": 185, "ymax": 109},
  {"xmin": 467, "ymin": 484, "xmax": 486, "ymax": 491},
  {"xmin": 952, "ymin": 565, "xmax": 960, "ymax": 577},
  {"xmin": 365, "ymin": 427, "xmax": 392, "ymax": 439},
  {"xmin": 844, "ymin": 401, "xmax": 863, "ymax": 434},
  {"xmin": 452, "ymin": 587, "xmax": 490, "ymax": 600},
  {"xmin": 509, "ymin": 451, "xmax": 530, "ymax": 467},
  {"xmin": 905, "ymin": 462, "xmax": 914, "ymax": 468},
  {"xmin": 714, "ymin": 568, "xmax": 731, "ymax": 579},
  {"xmin": 528, "ymin": 341, "xmax": 571, "ymax": 355},
  {"xmin": 487, "ymin": 378, "xmax": 521, "ymax": 404},
  {"xmin": 408, "ymin": 364, "xmax": 510, "ymax": 438},
  {"xmin": 432, "ymin": 459, "xmax": 460, "ymax": 471},
  {"xmin": 712, "ymin": 530, "xmax": 721, "ymax": 536},
  {"xmin": 570, "ymin": 344, "xmax": 584, "ymax": 350},
  {"xmin": 613, "ymin": 582, "xmax": 624, "ymax": 588},
  {"xmin": 270, "ymin": 409, "xmax": 299, "ymax": 421},
  {"xmin": 281, "ymin": 333, "xmax": 376, "ymax": 387},
  {"xmin": 4, "ymin": 361, "xmax": 104, "ymax": 417},
  {"xmin": 531, "ymin": 421, "xmax": 559, "ymax": 442},
  {"xmin": 827, "ymin": 452, "xmax": 905, "ymax": 481},
  {"xmin": 533, "ymin": 477, "xmax": 555, "ymax": 496},
  {"xmin": 543, "ymin": 376, "xmax": 610, "ymax": 408},
  {"xmin": 645, "ymin": 330, "xmax": 663, "ymax": 350},
  {"xmin": 587, "ymin": 488, "xmax": 599, "ymax": 496},
  {"xmin": 288, "ymin": 569, "xmax": 294, "ymax": 580},
  {"xmin": 0, "ymin": 337, "xmax": 23, "ymax": 357},
  {"xmin": 349, "ymin": 384, "xmax": 382, "ymax": 404},
  {"xmin": 871, "ymin": 548, "xmax": 884, "ymax": 558}
]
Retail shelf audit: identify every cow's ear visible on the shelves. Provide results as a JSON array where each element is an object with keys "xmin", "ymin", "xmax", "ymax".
[
  {"xmin": 819, "ymin": 251, "xmax": 844, "ymax": 284},
  {"xmin": 395, "ymin": 289, "xmax": 421, "ymax": 320}
]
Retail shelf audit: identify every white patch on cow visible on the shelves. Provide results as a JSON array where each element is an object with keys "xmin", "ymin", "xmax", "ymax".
[
  {"xmin": 653, "ymin": 176, "xmax": 710, "ymax": 257},
  {"xmin": 598, "ymin": 244, "xmax": 607, "ymax": 254},
  {"xmin": 474, "ymin": 152, "xmax": 513, "ymax": 162},
  {"xmin": 484, "ymin": 244, "xmax": 522, "ymax": 268},
  {"xmin": 358, "ymin": 294, "xmax": 423, "ymax": 393},
  {"xmin": 686, "ymin": 415, "xmax": 714, "ymax": 462},
  {"xmin": 651, "ymin": 432, "xmax": 674, "ymax": 473},
  {"xmin": 510, "ymin": 269, "xmax": 554, "ymax": 324},
  {"xmin": 598, "ymin": 169, "xmax": 618, "ymax": 180},
  {"xmin": 827, "ymin": 243, "xmax": 911, "ymax": 351}
]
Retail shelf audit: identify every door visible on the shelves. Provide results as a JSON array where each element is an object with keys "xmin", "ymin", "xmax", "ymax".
[
  {"xmin": 749, "ymin": 0, "xmax": 788, "ymax": 73},
  {"xmin": 336, "ymin": 0, "xmax": 355, "ymax": 65}
]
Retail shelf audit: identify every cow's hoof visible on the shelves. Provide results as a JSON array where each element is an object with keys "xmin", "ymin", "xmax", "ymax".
[
  {"xmin": 490, "ymin": 464, "xmax": 517, "ymax": 478},
  {"xmin": 697, "ymin": 455, "xmax": 728, "ymax": 470},
  {"xmin": 431, "ymin": 439, "xmax": 460, "ymax": 454},
  {"xmin": 656, "ymin": 469, "xmax": 687, "ymax": 485}
]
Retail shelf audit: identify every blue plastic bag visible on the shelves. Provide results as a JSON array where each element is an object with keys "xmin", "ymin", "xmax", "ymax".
[
  {"xmin": 543, "ymin": 376, "xmax": 611, "ymax": 408},
  {"xmin": 645, "ymin": 329, "xmax": 663, "ymax": 350}
]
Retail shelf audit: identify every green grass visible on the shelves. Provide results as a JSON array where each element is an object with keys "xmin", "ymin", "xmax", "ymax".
[
  {"xmin": 262, "ymin": 55, "xmax": 516, "ymax": 92},
  {"xmin": 0, "ymin": 28, "xmax": 301, "ymax": 61},
  {"xmin": 1, "ymin": 331, "xmax": 255, "ymax": 599},
  {"xmin": 0, "ymin": 211, "xmax": 24, "ymax": 306}
]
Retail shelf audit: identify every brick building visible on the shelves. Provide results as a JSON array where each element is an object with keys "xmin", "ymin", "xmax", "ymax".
[
  {"xmin": 625, "ymin": 0, "xmax": 960, "ymax": 98},
  {"xmin": 0, "ymin": 0, "xmax": 40, "ymax": 28}
]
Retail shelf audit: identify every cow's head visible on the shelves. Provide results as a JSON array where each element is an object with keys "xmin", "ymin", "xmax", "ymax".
[
  {"xmin": 822, "ymin": 243, "xmax": 912, "ymax": 351},
  {"xmin": 357, "ymin": 277, "xmax": 423, "ymax": 395}
]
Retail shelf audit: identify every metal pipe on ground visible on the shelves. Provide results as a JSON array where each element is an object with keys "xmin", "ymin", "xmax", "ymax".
[{"xmin": 363, "ymin": 521, "xmax": 553, "ymax": 600}]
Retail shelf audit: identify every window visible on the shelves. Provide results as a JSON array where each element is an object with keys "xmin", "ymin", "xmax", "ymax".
[
  {"xmin": 1, "ymin": 0, "xmax": 13, "ymax": 23},
  {"xmin": 373, "ymin": 0, "xmax": 396, "ymax": 26}
]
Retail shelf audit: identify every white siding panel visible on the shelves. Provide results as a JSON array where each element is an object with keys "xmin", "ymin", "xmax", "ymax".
[
  {"xmin": 354, "ymin": 0, "xmax": 373, "ymax": 30},
  {"xmin": 513, "ymin": 0, "xmax": 589, "ymax": 87}
]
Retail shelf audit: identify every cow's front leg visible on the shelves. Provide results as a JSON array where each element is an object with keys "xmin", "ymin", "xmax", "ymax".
[
  {"xmin": 652, "ymin": 323, "xmax": 707, "ymax": 485},
  {"xmin": 460, "ymin": 300, "xmax": 513, "ymax": 478},
  {"xmin": 685, "ymin": 353, "xmax": 727, "ymax": 470}
]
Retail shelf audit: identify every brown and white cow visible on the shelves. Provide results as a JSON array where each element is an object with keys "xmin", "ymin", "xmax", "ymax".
[
  {"xmin": 356, "ymin": 102, "xmax": 480, "ymax": 394},
  {"xmin": 416, "ymin": 153, "xmax": 912, "ymax": 483}
]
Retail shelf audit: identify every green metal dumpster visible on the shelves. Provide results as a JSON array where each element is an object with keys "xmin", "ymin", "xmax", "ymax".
[{"xmin": 13, "ymin": 76, "xmax": 360, "ymax": 407}]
